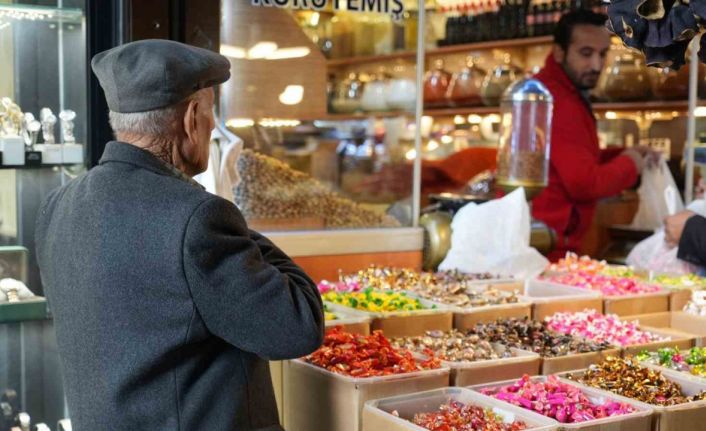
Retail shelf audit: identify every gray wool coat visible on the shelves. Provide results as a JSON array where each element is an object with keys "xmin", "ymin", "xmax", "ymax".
[{"xmin": 35, "ymin": 141, "xmax": 324, "ymax": 430}]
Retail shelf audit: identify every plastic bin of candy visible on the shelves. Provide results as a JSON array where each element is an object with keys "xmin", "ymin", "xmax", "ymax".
[
  {"xmin": 283, "ymin": 359, "xmax": 450, "ymax": 431},
  {"xmin": 471, "ymin": 375, "xmax": 654, "ymax": 431},
  {"xmin": 521, "ymin": 280, "xmax": 603, "ymax": 320},
  {"xmin": 362, "ymin": 387, "xmax": 557, "ymax": 431}
]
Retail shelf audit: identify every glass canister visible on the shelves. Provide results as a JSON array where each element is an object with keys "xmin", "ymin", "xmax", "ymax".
[
  {"xmin": 597, "ymin": 45, "xmax": 652, "ymax": 101},
  {"xmin": 331, "ymin": 73, "xmax": 365, "ymax": 113},
  {"xmin": 496, "ymin": 78, "xmax": 553, "ymax": 200},
  {"xmin": 481, "ymin": 57, "xmax": 518, "ymax": 106},
  {"xmin": 423, "ymin": 59, "xmax": 452, "ymax": 108},
  {"xmin": 446, "ymin": 56, "xmax": 485, "ymax": 107}
]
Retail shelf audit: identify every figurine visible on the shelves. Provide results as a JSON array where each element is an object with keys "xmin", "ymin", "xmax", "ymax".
[
  {"xmin": 21, "ymin": 113, "xmax": 35, "ymax": 147},
  {"xmin": 0, "ymin": 98, "xmax": 22, "ymax": 137},
  {"xmin": 59, "ymin": 109, "xmax": 76, "ymax": 144},
  {"xmin": 27, "ymin": 120, "xmax": 41, "ymax": 149},
  {"xmin": 40, "ymin": 108, "xmax": 57, "ymax": 145}
]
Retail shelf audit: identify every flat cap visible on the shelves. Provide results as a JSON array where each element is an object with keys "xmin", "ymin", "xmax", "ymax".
[{"xmin": 91, "ymin": 39, "xmax": 230, "ymax": 113}]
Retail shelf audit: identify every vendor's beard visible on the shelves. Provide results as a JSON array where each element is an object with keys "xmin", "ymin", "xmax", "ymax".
[{"xmin": 562, "ymin": 62, "xmax": 601, "ymax": 91}]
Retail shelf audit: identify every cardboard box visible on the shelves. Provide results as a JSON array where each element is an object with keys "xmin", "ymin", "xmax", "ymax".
[
  {"xmin": 327, "ymin": 299, "xmax": 453, "ymax": 338},
  {"xmin": 602, "ymin": 291, "xmax": 670, "ymax": 317},
  {"xmin": 667, "ymin": 288, "xmax": 693, "ymax": 311},
  {"xmin": 362, "ymin": 387, "xmax": 557, "ymax": 431},
  {"xmin": 283, "ymin": 359, "xmax": 449, "ymax": 431},
  {"xmin": 472, "ymin": 376, "xmax": 654, "ymax": 431},
  {"xmin": 467, "ymin": 278, "xmax": 525, "ymax": 294},
  {"xmin": 559, "ymin": 368, "xmax": 706, "ymax": 431},
  {"xmin": 523, "ymin": 280, "xmax": 604, "ymax": 320},
  {"xmin": 621, "ymin": 311, "xmax": 706, "ymax": 346},
  {"xmin": 452, "ymin": 302, "xmax": 533, "ymax": 330},
  {"xmin": 620, "ymin": 327, "xmax": 694, "ymax": 357},
  {"xmin": 440, "ymin": 345, "xmax": 541, "ymax": 387},
  {"xmin": 541, "ymin": 348, "xmax": 621, "ymax": 376}
]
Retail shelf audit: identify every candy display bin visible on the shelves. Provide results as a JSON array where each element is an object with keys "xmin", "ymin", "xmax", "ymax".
[
  {"xmin": 619, "ymin": 327, "xmax": 694, "ymax": 357},
  {"xmin": 522, "ymin": 280, "xmax": 603, "ymax": 320},
  {"xmin": 440, "ymin": 344, "xmax": 541, "ymax": 386},
  {"xmin": 362, "ymin": 387, "xmax": 558, "ymax": 431},
  {"xmin": 540, "ymin": 348, "xmax": 621, "ymax": 376},
  {"xmin": 623, "ymin": 311, "xmax": 706, "ymax": 346},
  {"xmin": 282, "ymin": 359, "xmax": 450, "ymax": 431},
  {"xmin": 325, "ymin": 304, "xmax": 372, "ymax": 335},
  {"xmin": 602, "ymin": 291, "xmax": 670, "ymax": 317},
  {"xmin": 450, "ymin": 301, "xmax": 533, "ymax": 330},
  {"xmin": 559, "ymin": 368, "xmax": 706, "ymax": 431},
  {"xmin": 472, "ymin": 375, "xmax": 654, "ymax": 431},
  {"xmin": 325, "ymin": 297, "xmax": 453, "ymax": 338}
]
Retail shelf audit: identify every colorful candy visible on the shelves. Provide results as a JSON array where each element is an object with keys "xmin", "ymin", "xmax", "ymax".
[
  {"xmin": 411, "ymin": 400, "xmax": 527, "ymax": 431},
  {"xmin": 467, "ymin": 317, "xmax": 612, "ymax": 357},
  {"xmin": 684, "ymin": 300, "xmax": 706, "ymax": 316},
  {"xmin": 569, "ymin": 356, "xmax": 706, "ymax": 406},
  {"xmin": 481, "ymin": 375, "xmax": 636, "ymax": 423},
  {"xmin": 653, "ymin": 273, "xmax": 706, "ymax": 290},
  {"xmin": 638, "ymin": 347, "xmax": 706, "ymax": 378},
  {"xmin": 322, "ymin": 289, "xmax": 428, "ymax": 312},
  {"xmin": 544, "ymin": 271, "xmax": 661, "ymax": 296},
  {"xmin": 547, "ymin": 253, "xmax": 608, "ymax": 274},
  {"xmin": 391, "ymin": 330, "xmax": 514, "ymax": 362},
  {"xmin": 545, "ymin": 310, "xmax": 667, "ymax": 347},
  {"xmin": 305, "ymin": 327, "xmax": 441, "ymax": 377},
  {"xmin": 323, "ymin": 304, "xmax": 338, "ymax": 321}
]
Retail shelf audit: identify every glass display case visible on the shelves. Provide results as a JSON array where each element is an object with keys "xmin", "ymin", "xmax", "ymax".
[{"xmin": 0, "ymin": 2, "xmax": 87, "ymax": 429}]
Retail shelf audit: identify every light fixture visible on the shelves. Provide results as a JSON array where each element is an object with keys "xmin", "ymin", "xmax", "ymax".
[
  {"xmin": 278, "ymin": 85, "xmax": 304, "ymax": 105},
  {"xmin": 427, "ymin": 140, "xmax": 440, "ymax": 151},
  {"xmin": 405, "ymin": 148, "xmax": 417, "ymax": 160},
  {"xmin": 226, "ymin": 118, "xmax": 255, "ymax": 128},
  {"xmin": 248, "ymin": 41, "xmax": 278, "ymax": 59},
  {"xmin": 453, "ymin": 115, "xmax": 466, "ymax": 125},
  {"xmin": 258, "ymin": 118, "xmax": 301, "ymax": 128},
  {"xmin": 486, "ymin": 114, "xmax": 501, "ymax": 123},
  {"xmin": 467, "ymin": 114, "xmax": 483, "ymax": 124},
  {"xmin": 695, "ymin": 107, "xmax": 706, "ymax": 117},
  {"xmin": 220, "ymin": 44, "xmax": 246, "ymax": 59},
  {"xmin": 310, "ymin": 12, "xmax": 320, "ymax": 26},
  {"xmin": 605, "ymin": 111, "xmax": 618, "ymax": 120},
  {"xmin": 266, "ymin": 47, "xmax": 311, "ymax": 60},
  {"xmin": 440, "ymin": 135, "xmax": 453, "ymax": 145}
]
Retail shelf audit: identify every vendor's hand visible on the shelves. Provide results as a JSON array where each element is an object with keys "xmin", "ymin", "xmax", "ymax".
[
  {"xmin": 665, "ymin": 210, "xmax": 696, "ymax": 247},
  {"xmin": 632, "ymin": 145, "xmax": 662, "ymax": 168}
]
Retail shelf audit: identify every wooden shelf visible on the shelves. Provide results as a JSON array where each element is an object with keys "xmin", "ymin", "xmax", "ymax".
[
  {"xmin": 326, "ymin": 36, "xmax": 555, "ymax": 68},
  {"xmin": 317, "ymin": 100, "xmax": 695, "ymax": 121}
]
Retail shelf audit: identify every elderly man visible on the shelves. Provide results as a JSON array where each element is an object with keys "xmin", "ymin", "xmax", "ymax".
[{"xmin": 34, "ymin": 40, "xmax": 324, "ymax": 430}]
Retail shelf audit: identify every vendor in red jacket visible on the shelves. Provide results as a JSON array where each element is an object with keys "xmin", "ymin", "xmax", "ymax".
[{"xmin": 533, "ymin": 10, "xmax": 654, "ymax": 261}]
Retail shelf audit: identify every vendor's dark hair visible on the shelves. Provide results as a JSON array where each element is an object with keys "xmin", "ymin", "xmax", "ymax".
[{"xmin": 554, "ymin": 10, "xmax": 609, "ymax": 51}]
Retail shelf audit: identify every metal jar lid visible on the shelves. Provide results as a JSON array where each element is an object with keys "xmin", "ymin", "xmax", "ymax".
[{"xmin": 502, "ymin": 78, "xmax": 553, "ymax": 103}]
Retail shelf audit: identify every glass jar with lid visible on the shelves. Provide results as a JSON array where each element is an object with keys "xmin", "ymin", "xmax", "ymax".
[
  {"xmin": 481, "ymin": 55, "xmax": 518, "ymax": 106},
  {"xmin": 597, "ymin": 45, "xmax": 652, "ymax": 101},
  {"xmin": 423, "ymin": 59, "xmax": 452, "ymax": 108},
  {"xmin": 446, "ymin": 56, "xmax": 486, "ymax": 107},
  {"xmin": 496, "ymin": 78, "xmax": 553, "ymax": 199}
]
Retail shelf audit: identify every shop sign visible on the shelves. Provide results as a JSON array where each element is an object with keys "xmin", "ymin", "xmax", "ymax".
[{"xmin": 251, "ymin": 0, "xmax": 405, "ymax": 20}]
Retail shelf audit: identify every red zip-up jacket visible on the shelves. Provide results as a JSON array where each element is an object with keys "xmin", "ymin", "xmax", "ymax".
[{"xmin": 533, "ymin": 54, "xmax": 639, "ymax": 260}]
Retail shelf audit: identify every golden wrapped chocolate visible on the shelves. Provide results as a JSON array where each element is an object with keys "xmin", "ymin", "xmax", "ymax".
[
  {"xmin": 569, "ymin": 356, "xmax": 706, "ymax": 406},
  {"xmin": 391, "ymin": 329, "xmax": 515, "ymax": 362}
]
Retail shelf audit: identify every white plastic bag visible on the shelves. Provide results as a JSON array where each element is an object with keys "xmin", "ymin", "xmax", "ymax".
[
  {"xmin": 439, "ymin": 188, "xmax": 548, "ymax": 278},
  {"xmin": 631, "ymin": 159, "xmax": 684, "ymax": 230},
  {"xmin": 627, "ymin": 198, "xmax": 706, "ymax": 274}
]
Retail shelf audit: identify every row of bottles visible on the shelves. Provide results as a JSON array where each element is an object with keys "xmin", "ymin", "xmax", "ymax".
[{"xmin": 440, "ymin": 0, "xmax": 607, "ymax": 46}]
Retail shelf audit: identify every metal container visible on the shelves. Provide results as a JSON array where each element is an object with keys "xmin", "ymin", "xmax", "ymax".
[{"xmin": 496, "ymin": 78, "xmax": 553, "ymax": 200}]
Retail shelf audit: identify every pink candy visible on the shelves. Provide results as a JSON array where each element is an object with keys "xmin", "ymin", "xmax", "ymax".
[
  {"xmin": 481, "ymin": 375, "xmax": 635, "ymax": 423},
  {"xmin": 317, "ymin": 280, "xmax": 362, "ymax": 294},
  {"xmin": 545, "ymin": 309, "xmax": 667, "ymax": 347},
  {"xmin": 544, "ymin": 271, "xmax": 661, "ymax": 296}
]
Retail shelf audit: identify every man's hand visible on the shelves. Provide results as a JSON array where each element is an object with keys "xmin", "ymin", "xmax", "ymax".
[
  {"xmin": 632, "ymin": 145, "xmax": 662, "ymax": 168},
  {"xmin": 665, "ymin": 210, "xmax": 696, "ymax": 247}
]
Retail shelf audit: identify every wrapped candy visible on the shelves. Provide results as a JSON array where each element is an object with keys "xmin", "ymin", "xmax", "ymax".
[
  {"xmin": 569, "ymin": 356, "xmax": 706, "ymax": 406},
  {"xmin": 545, "ymin": 310, "xmax": 667, "ymax": 347},
  {"xmin": 683, "ymin": 300, "xmax": 706, "ymax": 317},
  {"xmin": 305, "ymin": 327, "xmax": 440, "ymax": 377},
  {"xmin": 467, "ymin": 317, "xmax": 612, "ymax": 357},
  {"xmin": 481, "ymin": 375, "xmax": 636, "ymax": 423},
  {"xmin": 391, "ymin": 330, "xmax": 514, "ymax": 362},
  {"xmin": 544, "ymin": 271, "xmax": 661, "ymax": 296},
  {"xmin": 638, "ymin": 347, "xmax": 706, "ymax": 377},
  {"xmin": 322, "ymin": 289, "xmax": 428, "ymax": 312},
  {"xmin": 653, "ymin": 273, "xmax": 706, "ymax": 290},
  {"xmin": 324, "ymin": 304, "xmax": 338, "ymax": 321},
  {"xmin": 547, "ymin": 253, "xmax": 608, "ymax": 274},
  {"xmin": 411, "ymin": 400, "xmax": 527, "ymax": 431}
]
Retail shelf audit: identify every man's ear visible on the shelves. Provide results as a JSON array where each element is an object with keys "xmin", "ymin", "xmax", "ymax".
[
  {"xmin": 183, "ymin": 99, "xmax": 199, "ymax": 144},
  {"xmin": 552, "ymin": 44, "xmax": 566, "ymax": 64}
]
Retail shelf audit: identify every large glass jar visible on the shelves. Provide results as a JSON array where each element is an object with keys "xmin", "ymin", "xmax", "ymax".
[
  {"xmin": 496, "ymin": 79, "xmax": 553, "ymax": 200},
  {"xmin": 598, "ymin": 45, "xmax": 652, "ymax": 101},
  {"xmin": 446, "ymin": 56, "xmax": 485, "ymax": 107},
  {"xmin": 423, "ymin": 59, "xmax": 452, "ymax": 108},
  {"xmin": 481, "ymin": 58, "xmax": 518, "ymax": 106},
  {"xmin": 331, "ymin": 73, "xmax": 364, "ymax": 113}
]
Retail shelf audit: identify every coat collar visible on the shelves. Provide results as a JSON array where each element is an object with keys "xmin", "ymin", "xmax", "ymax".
[
  {"xmin": 536, "ymin": 54, "xmax": 594, "ymax": 117},
  {"xmin": 98, "ymin": 141, "xmax": 204, "ymax": 189}
]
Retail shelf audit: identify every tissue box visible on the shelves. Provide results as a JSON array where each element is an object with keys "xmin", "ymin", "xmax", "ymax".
[{"xmin": 0, "ymin": 136, "xmax": 25, "ymax": 166}]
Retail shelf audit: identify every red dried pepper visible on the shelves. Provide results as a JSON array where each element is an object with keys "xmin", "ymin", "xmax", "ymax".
[{"xmin": 305, "ymin": 327, "xmax": 441, "ymax": 377}]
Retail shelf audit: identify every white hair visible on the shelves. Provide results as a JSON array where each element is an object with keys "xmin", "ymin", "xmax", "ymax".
[{"xmin": 108, "ymin": 93, "xmax": 197, "ymax": 138}]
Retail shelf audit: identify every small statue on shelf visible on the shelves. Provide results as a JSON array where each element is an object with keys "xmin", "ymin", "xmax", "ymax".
[
  {"xmin": 0, "ymin": 97, "xmax": 23, "ymax": 138},
  {"xmin": 40, "ymin": 108, "xmax": 57, "ymax": 145},
  {"xmin": 59, "ymin": 109, "xmax": 76, "ymax": 144}
]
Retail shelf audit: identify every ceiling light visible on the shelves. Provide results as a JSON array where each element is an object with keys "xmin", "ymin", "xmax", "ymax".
[
  {"xmin": 605, "ymin": 111, "xmax": 618, "ymax": 120},
  {"xmin": 695, "ymin": 107, "xmax": 706, "ymax": 117},
  {"xmin": 467, "ymin": 114, "xmax": 483, "ymax": 124},
  {"xmin": 453, "ymin": 115, "xmax": 466, "ymax": 125},
  {"xmin": 220, "ymin": 44, "xmax": 246, "ymax": 59},
  {"xmin": 279, "ymin": 85, "xmax": 304, "ymax": 105},
  {"xmin": 226, "ymin": 118, "xmax": 254, "ymax": 128},
  {"xmin": 405, "ymin": 148, "xmax": 417, "ymax": 160},
  {"xmin": 267, "ymin": 47, "xmax": 311, "ymax": 60},
  {"xmin": 248, "ymin": 41, "xmax": 278, "ymax": 59}
]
